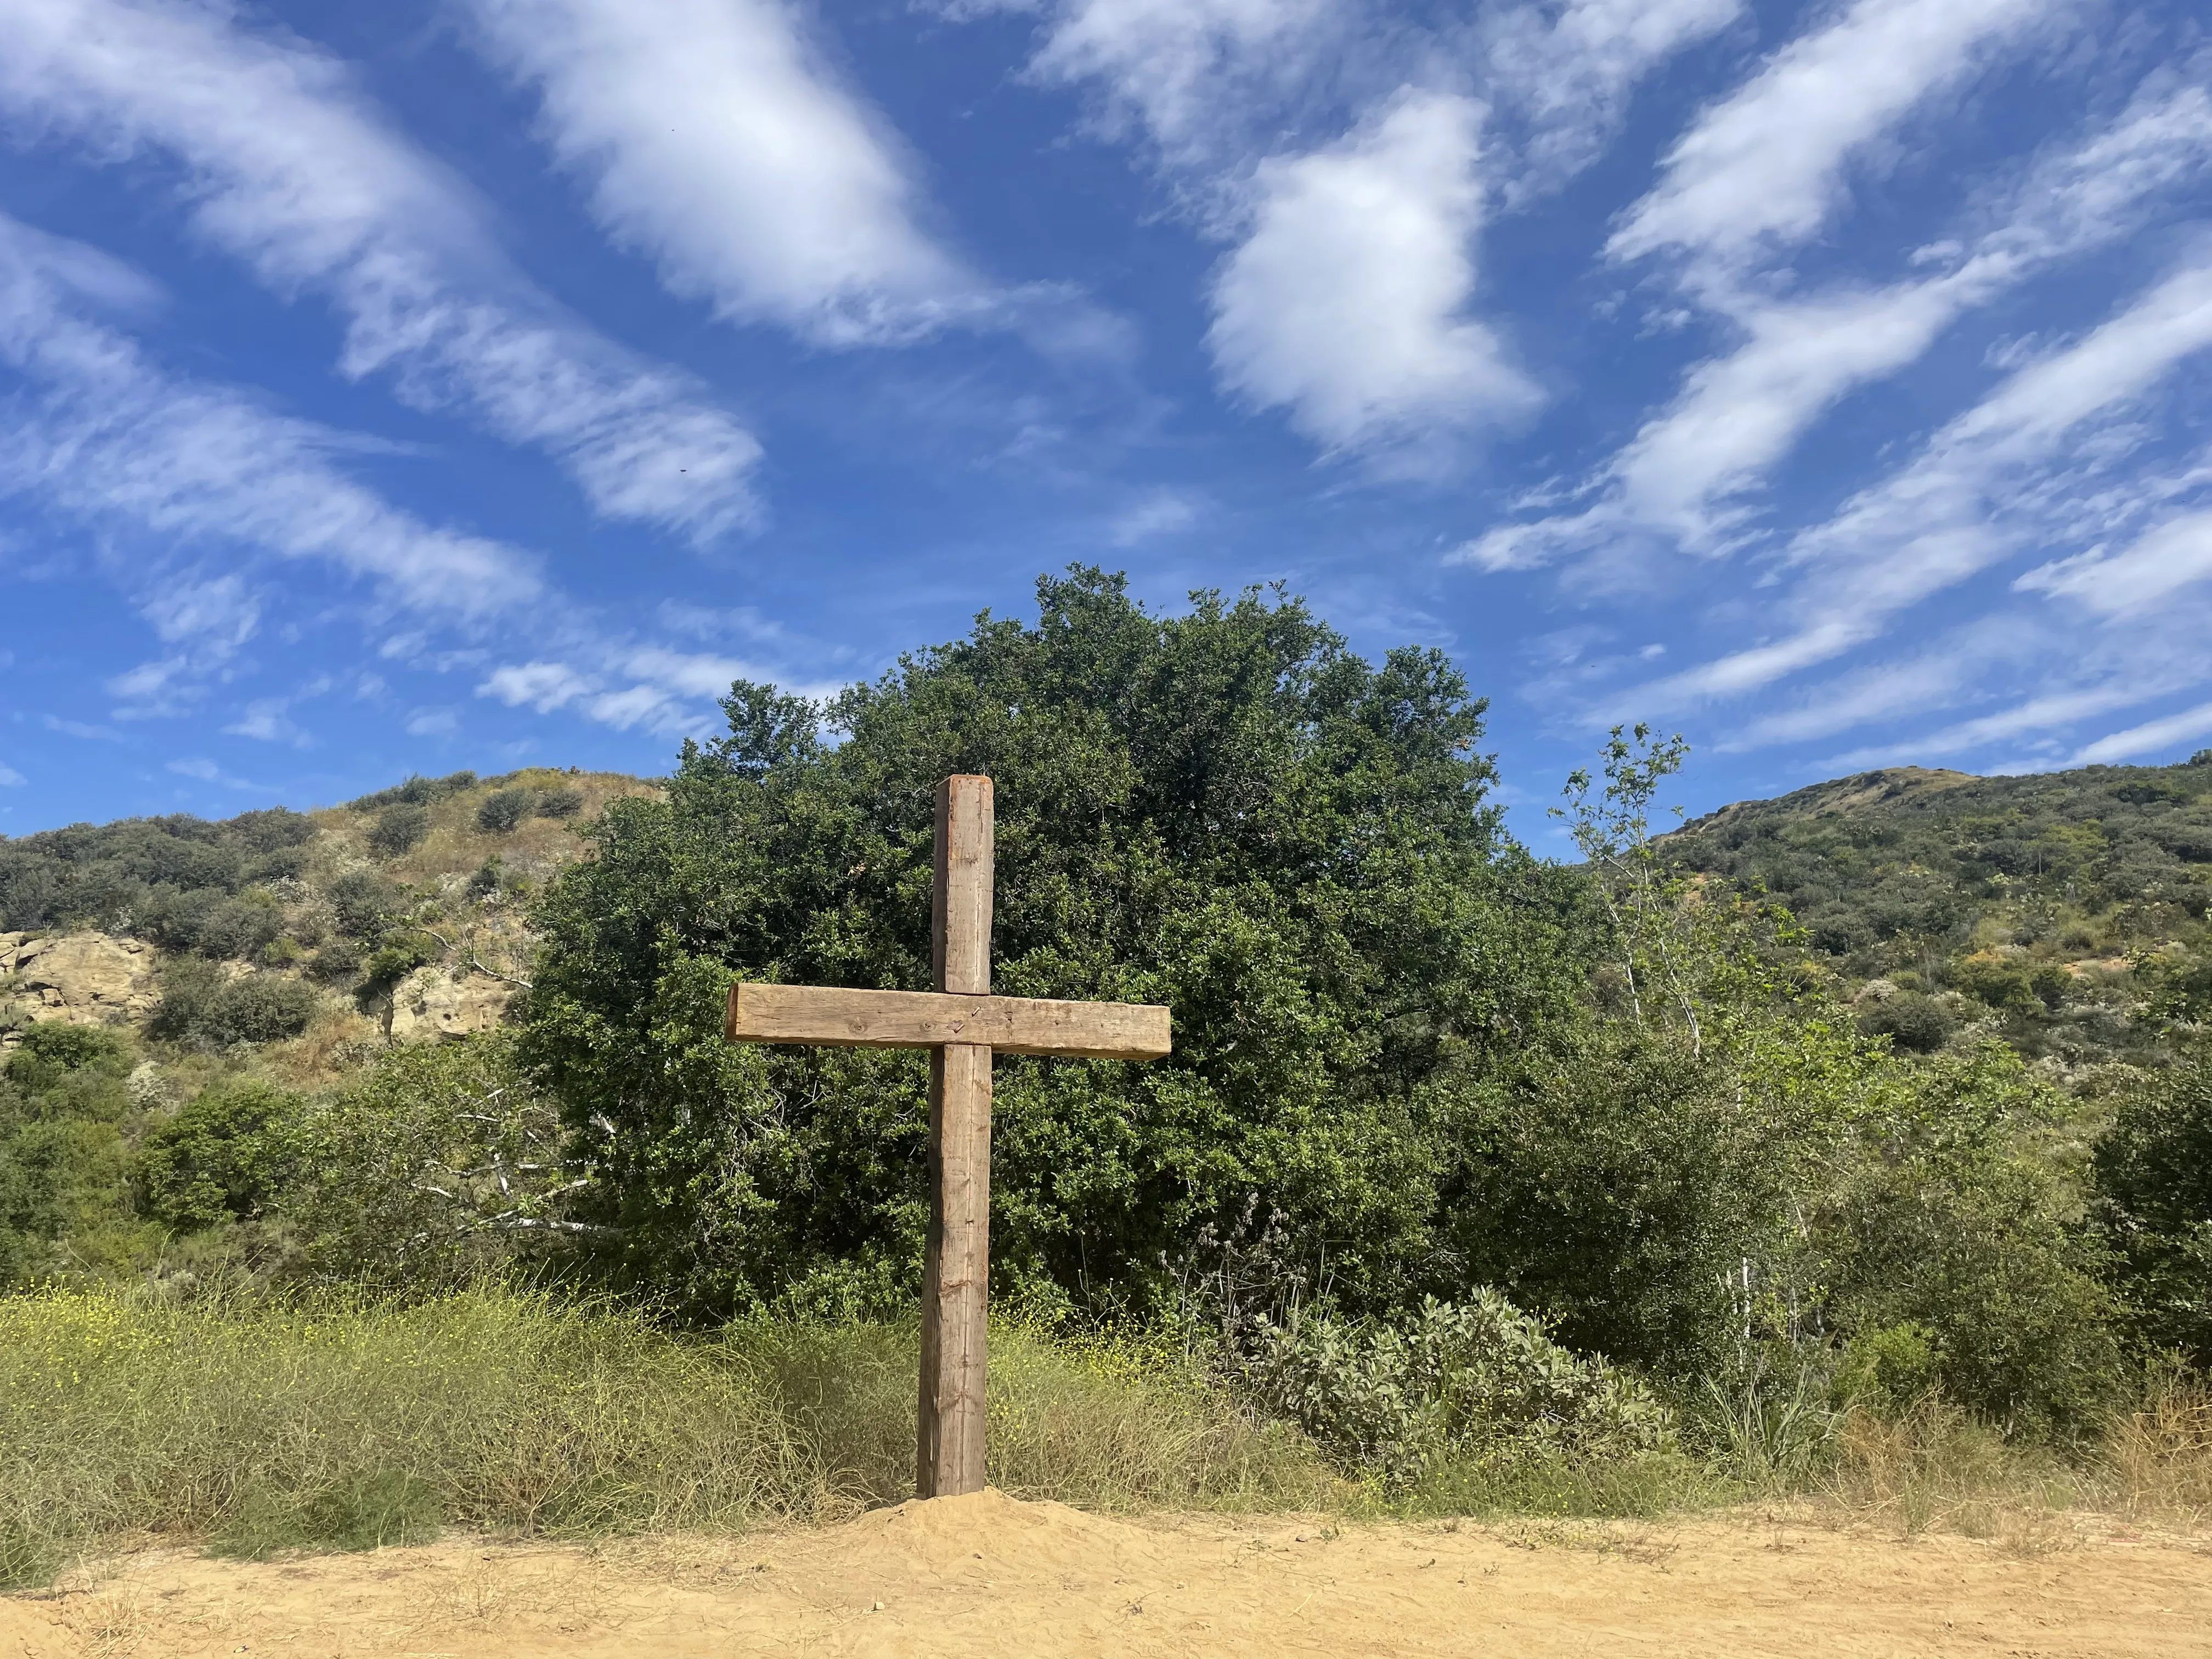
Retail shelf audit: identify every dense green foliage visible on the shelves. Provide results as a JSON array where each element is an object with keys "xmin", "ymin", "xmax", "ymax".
[
  {"xmin": 523, "ymin": 571, "xmax": 1596, "ymax": 1318},
  {"xmin": 147, "ymin": 958, "xmax": 321, "ymax": 1048},
  {"xmin": 0, "ymin": 577, "xmax": 2200, "ymax": 1530},
  {"xmin": 1663, "ymin": 759, "xmax": 2212, "ymax": 1070},
  {"xmin": 0, "ymin": 1025, "xmax": 155, "ymax": 1286},
  {"xmin": 2097, "ymin": 1041, "xmax": 2212, "ymax": 1367},
  {"xmin": 0, "ymin": 808, "xmax": 317, "ymax": 942}
]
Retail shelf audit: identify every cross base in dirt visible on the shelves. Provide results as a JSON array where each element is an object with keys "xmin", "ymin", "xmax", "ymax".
[{"xmin": 725, "ymin": 775, "xmax": 1171, "ymax": 1498}]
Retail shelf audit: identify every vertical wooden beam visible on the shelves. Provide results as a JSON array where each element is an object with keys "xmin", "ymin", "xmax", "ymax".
[
  {"xmin": 933, "ymin": 775, "xmax": 993, "ymax": 996},
  {"xmin": 918, "ymin": 1040, "xmax": 991, "ymax": 1497},
  {"xmin": 919, "ymin": 774, "xmax": 992, "ymax": 1497}
]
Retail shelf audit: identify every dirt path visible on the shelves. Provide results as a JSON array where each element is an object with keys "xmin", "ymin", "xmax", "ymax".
[{"xmin": 5, "ymin": 1490, "xmax": 2208, "ymax": 1658}]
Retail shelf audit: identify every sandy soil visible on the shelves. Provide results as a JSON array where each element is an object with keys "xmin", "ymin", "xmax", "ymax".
[{"xmin": 4, "ymin": 1490, "xmax": 2208, "ymax": 1658}]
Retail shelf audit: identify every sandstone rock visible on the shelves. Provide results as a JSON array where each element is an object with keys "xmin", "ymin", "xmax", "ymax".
[
  {"xmin": 1, "ymin": 932, "xmax": 159, "ymax": 1033},
  {"xmin": 386, "ymin": 967, "xmax": 515, "ymax": 1042}
]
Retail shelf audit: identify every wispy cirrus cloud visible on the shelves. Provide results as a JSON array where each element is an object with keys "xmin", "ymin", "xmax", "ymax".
[
  {"xmin": 2077, "ymin": 698, "xmax": 2212, "ymax": 764},
  {"xmin": 0, "ymin": 0, "xmax": 762, "ymax": 540},
  {"xmin": 1468, "ymin": 70, "xmax": 2212, "ymax": 568},
  {"xmin": 1625, "ymin": 255, "xmax": 2212, "ymax": 713},
  {"xmin": 1609, "ymin": 0, "xmax": 2067, "ymax": 280},
  {"xmin": 1486, "ymin": 0, "xmax": 1746, "ymax": 193},
  {"xmin": 1028, "ymin": 0, "xmax": 1352, "ymax": 176},
  {"xmin": 476, "ymin": 643, "xmax": 803, "ymax": 736},
  {"xmin": 460, "ymin": 0, "xmax": 989, "ymax": 347},
  {"xmin": 0, "ymin": 212, "xmax": 545, "ymax": 623}
]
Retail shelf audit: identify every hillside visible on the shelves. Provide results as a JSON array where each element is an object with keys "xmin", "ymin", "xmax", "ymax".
[
  {"xmin": 1663, "ymin": 752, "xmax": 2212, "ymax": 1075},
  {"xmin": 0, "ymin": 768, "xmax": 657, "ymax": 1071}
]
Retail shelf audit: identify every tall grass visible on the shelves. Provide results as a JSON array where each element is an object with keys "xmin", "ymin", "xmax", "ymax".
[
  {"xmin": 4, "ymin": 1288, "xmax": 2205, "ymax": 1589},
  {"xmin": 2106, "ymin": 1363, "xmax": 2212, "ymax": 1525},
  {"xmin": 0, "ymin": 1288, "xmax": 1331, "ymax": 1585}
]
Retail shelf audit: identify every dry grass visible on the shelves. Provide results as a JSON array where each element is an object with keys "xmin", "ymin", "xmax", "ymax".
[
  {"xmin": 0, "ymin": 1289, "xmax": 1331, "ymax": 1588},
  {"xmin": 1820, "ymin": 1397, "xmax": 2079, "ymax": 1544},
  {"xmin": 2106, "ymin": 1364, "xmax": 2212, "ymax": 1525},
  {"xmin": 313, "ymin": 769, "xmax": 662, "ymax": 889},
  {"xmin": 1813, "ymin": 1376, "xmax": 2212, "ymax": 1551}
]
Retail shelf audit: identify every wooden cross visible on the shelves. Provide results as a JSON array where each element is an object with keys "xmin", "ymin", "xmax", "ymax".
[{"xmin": 724, "ymin": 774, "xmax": 1172, "ymax": 1498}]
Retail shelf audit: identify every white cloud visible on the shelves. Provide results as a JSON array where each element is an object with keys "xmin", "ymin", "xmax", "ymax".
[
  {"xmin": 107, "ymin": 658, "xmax": 190, "ymax": 706},
  {"xmin": 1207, "ymin": 91, "xmax": 1537, "ymax": 457},
  {"xmin": 0, "ymin": 0, "xmax": 761, "ymax": 539},
  {"xmin": 463, "ymin": 0, "xmax": 983, "ymax": 346},
  {"xmin": 0, "ymin": 214, "xmax": 548, "ymax": 623},
  {"xmin": 0, "ymin": 763, "xmax": 25, "ymax": 787},
  {"xmin": 477, "ymin": 642, "xmax": 791, "ymax": 735},
  {"xmin": 1470, "ymin": 72, "xmax": 2212, "ymax": 565},
  {"xmin": 478, "ymin": 661, "xmax": 592, "ymax": 713},
  {"xmin": 223, "ymin": 696, "xmax": 306, "ymax": 744},
  {"xmin": 1630, "ymin": 256, "xmax": 2212, "ymax": 710},
  {"xmin": 144, "ymin": 573, "xmax": 261, "ymax": 652},
  {"xmin": 405, "ymin": 708, "xmax": 459, "ymax": 737},
  {"xmin": 1107, "ymin": 488, "xmax": 1201, "ymax": 545},
  {"xmin": 619, "ymin": 646, "xmax": 758, "ymax": 700},
  {"xmin": 2077, "ymin": 699, "xmax": 2212, "ymax": 765},
  {"xmin": 1609, "ymin": 0, "xmax": 2062, "ymax": 276},
  {"xmin": 1487, "ymin": 0, "xmax": 1744, "ymax": 191},
  {"xmin": 1030, "ymin": 0, "xmax": 1346, "ymax": 173},
  {"xmin": 2020, "ymin": 508, "xmax": 2212, "ymax": 617},
  {"xmin": 1020, "ymin": 2, "xmax": 1725, "ymax": 469}
]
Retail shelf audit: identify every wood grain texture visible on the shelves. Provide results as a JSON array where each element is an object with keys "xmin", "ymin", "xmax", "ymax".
[
  {"xmin": 934, "ymin": 775, "xmax": 992, "ymax": 996},
  {"xmin": 918, "ymin": 1041, "xmax": 991, "ymax": 1497},
  {"xmin": 726, "ymin": 982, "xmax": 1171, "ymax": 1060}
]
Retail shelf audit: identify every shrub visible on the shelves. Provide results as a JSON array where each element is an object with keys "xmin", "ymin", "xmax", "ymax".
[
  {"xmin": 1438, "ymin": 1022, "xmax": 1820, "ymax": 1378},
  {"xmin": 3, "ymin": 1024, "xmax": 132, "ymax": 1094},
  {"xmin": 1955, "ymin": 955, "xmax": 2036, "ymax": 1012},
  {"xmin": 147, "ymin": 962, "xmax": 321, "ymax": 1049},
  {"xmin": 305, "ymin": 939, "xmax": 363, "ymax": 983},
  {"xmin": 367, "ymin": 805, "xmax": 431, "ymax": 856},
  {"xmin": 523, "ymin": 571, "xmax": 1596, "ymax": 1318},
  {"xmin": 349, "ymin": 772, "xmax": 477, "ymax": 811},
  {"xmin": 354, "ymin": 938, "xmax": 437, "ymax": 1011},
  {"xmin": 328, "ymin": 871, "xmax": 405, "ymax": 936},
  {"xmin": 225, "ymin": 808, "xmax": 318, "ymax": 854},
  {"xmin": 1822, "ymin": 1045, "xmax": 2124, "ymax": 1437},
  {"xmin": 0, "ymin": 1032, "xmax": 143, "ymax": 1292},
  {"xmin": 2097, "ymin": 1043, "xmax": 2212, "ymax": 1367},
  {"xmin": 535, "ymin": 786, "xmax": 585, "ymax": 819},
  {"xmin": 475, "ymin": 788, "xmax": 533, "ymax": 834},
  {"xmin": 139, "ymin": 1079, "xmax": 305, "ymax": 1231},
  {"xmin": 1860, "ymin": 990, "xmax": 1955, "ymax": 1053},
  {"xmin": 1242, "ymin": 1290, "xmax": 1674, "ymax": 1488},
  {"xmin": 281, "ymin": 1034, "xmax": 575, "ymax": 1286}
]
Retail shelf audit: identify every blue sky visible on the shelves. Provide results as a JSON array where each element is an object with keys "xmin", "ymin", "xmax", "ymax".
[{"xmin": 2, "ymin": 0, "xmax": 2209, "ymax": 850}]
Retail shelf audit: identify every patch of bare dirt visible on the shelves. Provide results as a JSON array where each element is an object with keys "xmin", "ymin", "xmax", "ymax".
[{"xmin": 4, "ymin": 1491, "xmax": 2207, "ymax": 1658}]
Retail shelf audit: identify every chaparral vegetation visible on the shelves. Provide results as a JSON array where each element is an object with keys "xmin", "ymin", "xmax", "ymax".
[{"xmin": 1, "ymin": 571, "xmax": 2208, "ymax": 1585}]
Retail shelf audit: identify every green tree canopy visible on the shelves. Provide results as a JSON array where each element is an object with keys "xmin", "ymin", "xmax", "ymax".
[{"xmin": 523, "ymin": 571, "xmax": 1595, "ymax": 1317}]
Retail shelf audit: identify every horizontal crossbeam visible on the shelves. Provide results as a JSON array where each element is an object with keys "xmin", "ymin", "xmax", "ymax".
[{"xmin": 726, "ymin": 981, "xmax": 1171, "ymax": 1061}]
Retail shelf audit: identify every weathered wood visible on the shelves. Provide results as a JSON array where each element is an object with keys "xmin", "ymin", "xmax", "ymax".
[
  {"xmin": 934, "ymin": 775, "xmax": 992, "ymax": 996},
  {"xmin": 718, "ymin": 770, "xmax": 1171, "ymax": 1504},
  {"xmin": 726, "ymin": 982, "xmax": 1172, "ymax": 1060},
  {"xmin": 918, "ymin": 1040, "xmax": 991, "ymax": 1497}
]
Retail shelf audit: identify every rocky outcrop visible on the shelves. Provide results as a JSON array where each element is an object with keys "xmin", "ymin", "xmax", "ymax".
[
  {"xmin": 1, "ymin": 932, "xmax": 160, "ymax": 1035},
  {"xmin": 386, "ymin": 966, "xmax": 516, "ymax": 1042},
  {"xmin": 2, "ymin": 925, "xmax": 523, "ymax": 1049}
]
